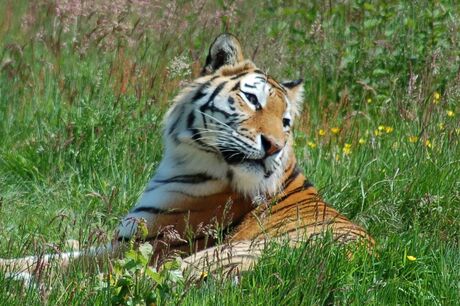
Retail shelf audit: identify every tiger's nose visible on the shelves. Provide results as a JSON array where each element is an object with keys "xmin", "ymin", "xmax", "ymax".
[{"xmin": 261, "ymin": 135, "xmax": 283, "ymax": 156}]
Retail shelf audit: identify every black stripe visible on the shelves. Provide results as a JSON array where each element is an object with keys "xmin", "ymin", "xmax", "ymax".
[
  {"xmin": 190, "ymin": 128, "xmax": 218, "ymax": 153},
  {"xmin": 187, "ymin": 111, "xmax": 195, "ymax": 129},
  {"xmin": 237, "ymin": 117, "xmax": 249, "ymax": 124},
  {"xmin": 144, "ymin": 185, "xmax": 158, "ymax": 192},
  {"xmin": 192, "ymin": 90, "xmax": 207, "ymax": 101},
  {"xmin": 154, "ymin": 173, "xmax": 216, "ymax": 184},
  {"xmin": 168, "ymin": 104, "xmax": 184, "ymax": 135},
  {"xmin": 132, "ymin": 206, "xmax": 186, "ymax": 215},
  {"xmin": 191, "ymin": 128, "xmax": 201, "ymax": 140},
  {"xmin": 227, "ymin": 117, "xmax": 238, "ymax": 125},
  {"xmin": 200, "ymin": 109, "xmax": 208, "ymax": 129},
  {"xmin": 282, "ymin": 165, "xmax": 301, "ymax": 189},
  {"xmin": 145, "ymin": 170, "xmax": 213, "ymax": 194},
  {"xmin": 208, "ymin": 81, "xmax": 227, "ymax": 102},
  {"xmin": 197, "ymin": 81, "xmax": 229, "ymax": 123},
  {"xmin": 276, "ymin": 182, "xmax": 315, "ymax": 204},
  {"xmin": 230, "ymin": 72, "xmax": 248, "ymax": 80},
  {"xmin": 192, "ymin": 82, "xmax": 211, "ymax": 101},
  {"xmin": 268, "ymin": 77, "xmax": 287, "ymax": 94},
  {"xmin": 283, "ymin": 160, "xmax": 295, "ymax": 173},
  {"xmin": 207, "ymin": 104, "xmax": 234, "ymax": 118},
  {"xmin": 168, "ymin": 116, "xmax": 181, "ymax": 135},
  {"xmin": 169, "ymin": 105, "xmax": 183, "ymax": 134},
  {"xmin": 229, "ymin": 136, "xmax": 257, "ymax": 150},
  {"xmin": 244, "ymin": 84, "xmax": 256, "ymax": 88},
  {"xmin": 231, "ymin": 82, "xmax": 240, "ymax": 91},
  {"xmin": 271, "ymin": 197, "xmax": 324, "ymax": 216},
  {"xmin": 199, "ymin": 94, "xmax": 235, "ymax": 118}
]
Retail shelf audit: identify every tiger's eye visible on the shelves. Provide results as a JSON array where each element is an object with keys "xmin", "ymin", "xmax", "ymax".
[
  {"xmin": 283, "ymin": 118, "xmax": 291, "ymax": 128},
  {"xmin": 244, "ymin": 92, "xmax": 261, "ymax": 110}
]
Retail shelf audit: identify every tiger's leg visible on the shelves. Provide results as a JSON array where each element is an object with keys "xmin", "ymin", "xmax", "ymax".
[
  {"xmin": 0, "ymin": 239, "xmax": 130, "ymax": 285},
  {"xmin": 181, "ymin": 240, "xmax": 265, "ymax": 281},
  {"xmin": 181, "ymin": 179, "xmax": 374, "ymax": 279}
]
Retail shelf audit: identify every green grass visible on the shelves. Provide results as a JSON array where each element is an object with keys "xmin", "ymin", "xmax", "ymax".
[{"xmin": 0, "ymin": 0, "xmax": 459, "ymax": 304}]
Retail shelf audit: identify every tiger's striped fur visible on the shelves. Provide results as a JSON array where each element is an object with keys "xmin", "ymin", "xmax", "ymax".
[{"xmin": 0, "ymin": 34, "xmax": 373, "ymax": 279}]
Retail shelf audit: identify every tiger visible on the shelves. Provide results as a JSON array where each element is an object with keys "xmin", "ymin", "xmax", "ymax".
[{"xmin": 0, "ymin": 33, "xmax": 373, "ymax": 280}]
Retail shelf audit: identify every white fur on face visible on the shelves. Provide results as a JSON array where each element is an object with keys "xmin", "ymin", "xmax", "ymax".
[
  {"xmin": 238, "ymin": 74, "xmax": 269, "ymax": 110},
  {"xmin": 229, "ymin": 145, "xmax": 290, "ymax": 198},
  {"xmin": 165, "ymin": 73, "xmax": 292, "ymax": 198}
]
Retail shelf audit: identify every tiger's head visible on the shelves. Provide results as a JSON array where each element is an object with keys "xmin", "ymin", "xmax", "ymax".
[{"xmin": 164, "ymin": 34, "xmax": 304, "ymax": 198}]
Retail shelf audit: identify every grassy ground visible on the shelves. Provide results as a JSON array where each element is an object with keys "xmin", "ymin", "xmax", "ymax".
[{"xmin": 0, "ymin": 0, "xmax": 459, "ymax": 304}]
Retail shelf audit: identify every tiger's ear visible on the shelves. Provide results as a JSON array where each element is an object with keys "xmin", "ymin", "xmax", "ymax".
[
  {"xmin": 201, "ymin": 33, "xmax": 244, "ymax": 76},
  {"xmin": 282, "ymin": 79, "xmax": 304, "ymax": 116}
]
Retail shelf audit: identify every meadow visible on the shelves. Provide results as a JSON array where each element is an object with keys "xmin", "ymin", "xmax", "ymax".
[{"xmin": 0, "ymin": 0, "xmax": 459, "ymax": 304}]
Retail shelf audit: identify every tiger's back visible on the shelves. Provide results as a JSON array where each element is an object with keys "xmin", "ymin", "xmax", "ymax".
[{"xmin": 230, "ymin": 169, "xmax": 372, "ymax": 244}]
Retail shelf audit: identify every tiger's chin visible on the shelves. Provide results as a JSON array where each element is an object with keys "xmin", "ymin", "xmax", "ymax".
[{"xmin": 227, "ymin": 155, "xmax": 286, "ymax": 200}]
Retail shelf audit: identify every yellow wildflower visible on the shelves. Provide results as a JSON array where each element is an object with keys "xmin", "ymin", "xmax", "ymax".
[
  {"xmin": 330, "ymin": 127, "xmax": 341, "ymax": 135},
  {"xmin": 385, "ymin": 126, "xmax": 394, "ymax": 133},
  {"xmin": 318, "ymin": 129, "xmax": 326, "ymax": 136},
  {"xmin": 343, "ymin": 143, "xmax": 352, "ymax": 155},
  {"xmin": 407, "ymin": 255, "xmax": 416, "ymax": 261},
  {"xmin": 307, "ymin": 141, "xmax": 317, "ymax": 149},
  {"xmin": 200, "ymin": 271, "xmax": 208, "ymax": 279},
  {"xmin": 433, "ymin": 92, "xmax": 441, "ymax": 104},
  {"xmin": 358, "ymin": 138, "xmax": 366, "ymax": 145},
  {"xmin": 367, "ymin": 98, "xmax": 372, "ymax": 104},
  {"xmin": 408, "ymin": 136, "xmax": 418, "ymax": 143},
  {"xmin": 374, "ymin": 129, "xmax": 382, "ymax": 136},
  {"xmin": 425, "ymin": 139, "xmax": 432, "ymax": 148},
  {"xmin": 378, "ymin": 125, "xmax": 385, "ymax": 131},
  {"xmin": 447, "ymin": 110, "xmax": 455, "ymax": 117},
  {"xmin": 438, "ymin": 123, "xmax": 445, "ymax": 131}
]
